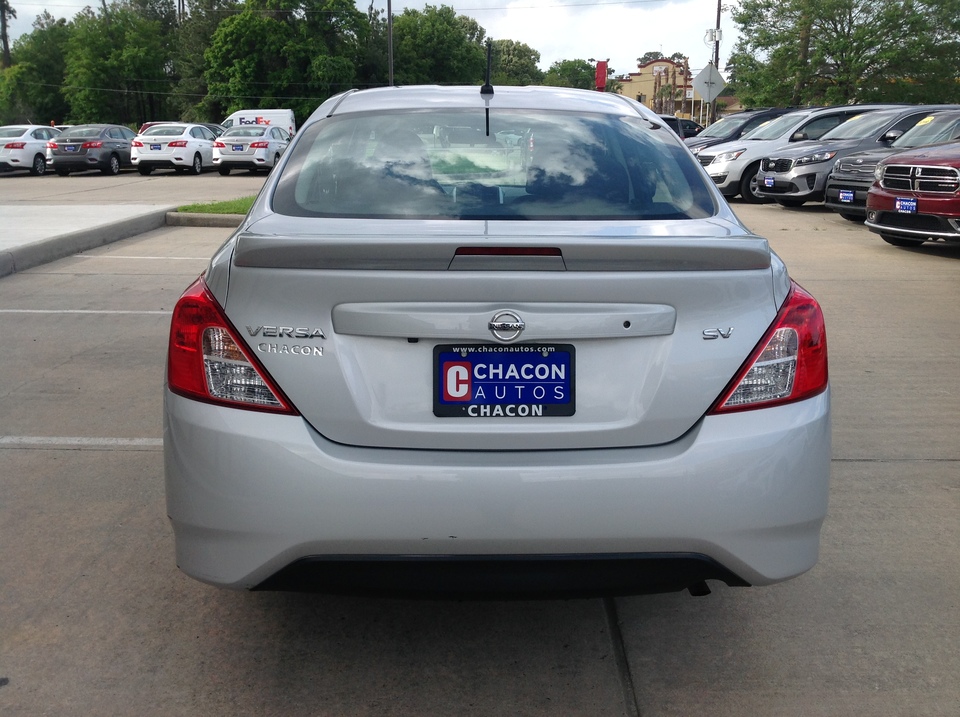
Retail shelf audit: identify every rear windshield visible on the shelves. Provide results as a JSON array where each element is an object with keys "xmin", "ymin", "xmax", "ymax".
[
  {"xmin": 272, "ymin": 109, "xmax": 716, "ymax": 220},
  {"xmin": 0, "ymin": 127, "xmax": 27, "ymax": 138},
  {"xmin": 62, "ymin": 126, "xmax": 103, "ymax": 138},
  {"xmin": 143, "ymin": 125, "xmax": 187, "ymax": 137},
  {"xmin": 223, "ymin": 127, "xmax": 267, "ymax": 138}
]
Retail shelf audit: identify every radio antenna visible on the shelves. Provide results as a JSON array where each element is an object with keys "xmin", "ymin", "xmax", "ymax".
[{"xmin": 480, "ymin": 41, "xmax": 494, "ymax": 96}]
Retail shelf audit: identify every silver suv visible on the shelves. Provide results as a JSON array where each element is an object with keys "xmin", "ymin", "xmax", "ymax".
[{"xmin": 696, "ymin": 105, "xmax": 896, "ymax": 203}]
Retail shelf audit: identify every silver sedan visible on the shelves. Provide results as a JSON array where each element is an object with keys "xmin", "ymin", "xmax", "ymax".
[
  {"xmin": 213, "ymin": 125, "xmax": 290, "ymax": 175},
  {"xmin": 164, "ymin": 85, "xmax": 831, "ymax": 597}
]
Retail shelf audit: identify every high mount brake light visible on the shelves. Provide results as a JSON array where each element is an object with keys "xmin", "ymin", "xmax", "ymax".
[
  {"xmin": 709, "ymin": 281, "xmax": 828, "ymax": 414},
  {"xmin": 167, "ymin": 276, "xmax": 298, "ymax": 414}
]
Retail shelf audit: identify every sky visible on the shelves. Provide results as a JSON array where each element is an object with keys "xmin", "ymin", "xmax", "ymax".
[{"xmin": 6, "ymin": 0, "xmax": 739, "ymax": 79}]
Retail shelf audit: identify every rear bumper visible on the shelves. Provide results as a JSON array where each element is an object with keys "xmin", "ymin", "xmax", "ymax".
[{"xmin": 164, "ymin": 388, "xmax": 831, "ymax": 592}]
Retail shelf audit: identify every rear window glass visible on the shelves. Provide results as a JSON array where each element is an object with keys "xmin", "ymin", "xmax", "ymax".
[
  {"xmin": 272, "ymin": 110, "xmax": 715, "ymax": 220},
  {"xmin": 0, "ymin": 127, "xmax": 27, "ymax": 138},
  {"xmin": 223, "ymin": 127, "xmax": 267, "ymax": 138},
  {"xmin": 143, "ymin": 126, "xmax": 187, "ymax": 137},
  {"xmin": 63, "ymin": 127, "xmax": 103, "ymax": 138}
]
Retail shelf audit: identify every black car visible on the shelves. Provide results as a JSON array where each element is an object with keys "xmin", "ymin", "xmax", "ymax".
[
  {"xmin": 824, "ymin": 109, "xmax": 960, "ymax": 221},
  {"xmin": 47, "ymin": 124, "xmax": 137, "ymax": 176},
  {"xmin": 658, "ymin": 115, "xmax": 704, "ymax": 139},
  {"xmin": 685, "ymin": 107, "xmax": 795, "ymax": 156}
]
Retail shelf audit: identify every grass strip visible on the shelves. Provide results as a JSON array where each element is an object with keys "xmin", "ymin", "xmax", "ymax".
[{"xmin": 178, "ymin": 196, "xmax": 256, "ymax": 214}]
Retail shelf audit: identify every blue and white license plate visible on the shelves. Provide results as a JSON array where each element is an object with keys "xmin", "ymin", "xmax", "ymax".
[
  {"xmin": 232, "ymin": 145, "xmax": 244, "ymax": 152},
  {"xmin": 839, "ymin": 189, "xmax": 854, "ymax": 203},
  {"xmin": 763, "ymin": 176, "xmax": 775, "ymax": 188},
  {"xmin": 434, "ymin": 344, "xmax": 575, "ymax": 417},
  {"xmin": 150, "ymin": 144, "xmax": 162, "ymax": 151},
  {"xmin": 65, "ymin": 145, "xmax": 77, "ymax": 152},
  {"xmin": 895, "ymin": 197, "xmax": 917, "ymax": 213}
]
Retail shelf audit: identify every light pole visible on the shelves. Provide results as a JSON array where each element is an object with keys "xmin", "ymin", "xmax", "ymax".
[{"xmin": 387, "ymin": 0, "xmax": 394, "ymax": 86}]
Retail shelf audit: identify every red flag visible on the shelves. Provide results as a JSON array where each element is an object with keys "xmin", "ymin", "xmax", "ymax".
[{"xmin": 595, "ymin": 61, "xmax": 608, "ymax": 91}]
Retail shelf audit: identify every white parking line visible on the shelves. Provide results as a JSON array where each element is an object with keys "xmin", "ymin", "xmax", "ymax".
[
  {"xmin": 76, "ymin": 256, "xmax": 209, "ymax": 260},
  {"xmin": 0, "ymin": 310, "xmax": 169, "ymax": 315},
  {"xmin": 0, "ymin": 436, "xmax": 163, "ymax": 449}
]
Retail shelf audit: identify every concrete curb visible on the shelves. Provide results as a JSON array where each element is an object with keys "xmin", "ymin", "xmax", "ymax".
[
  {"xmin": 165, "ymin": 212, "xmax": 245, "ymax": 228},
  {"xmin": 0, "ymin": 208, "xmax": 171, "ymax": 278},
  {"xmin": 0, "ymin": 210, "xmax": 245, "ymax": 279}
]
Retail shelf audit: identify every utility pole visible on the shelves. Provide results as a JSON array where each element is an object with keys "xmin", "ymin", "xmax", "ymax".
[{"xmin": 711, "ymin": 0, "xmax": 721, "ymax": 123}]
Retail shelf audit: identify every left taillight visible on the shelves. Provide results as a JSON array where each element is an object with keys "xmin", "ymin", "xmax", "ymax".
[
  {"xmin": 709, "ymin": 280, "xmax": 828, "ymax": 414},
  {"xmin": 167, "ymin": 276, "xmax": 298, "ymax": 414}
]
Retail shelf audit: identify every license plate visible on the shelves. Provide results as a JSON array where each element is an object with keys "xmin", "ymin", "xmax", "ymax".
[
  {"xmin": 434, "ymin": 344, "xmax": 575, "ymax": 417},
  {"xmin": 150, "ymin": 144, "xmax": 161, "ymax": 151},
  {"xmin": 763, "ymin": 176, "xmax": 774, "ymax": 188},
  {"xmin": 65, "ymin": 145, "xmax": 77, "ymax": 152},
  {"xmin": 839, "ymin": 189, "xmax": 854, "ymax": 203},
  {"xmin": 895, "ymin": 197, "xmax": 917, "ymax": 213},
  {"xmin": 232, "ymin": 145, "xmax": 244, "ymax": 152}
]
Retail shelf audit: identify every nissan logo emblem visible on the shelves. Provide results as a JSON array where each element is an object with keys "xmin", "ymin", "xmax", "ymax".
[{"xmin": 488, "ymin": 310, "xmax": 525, "ymax": 342}]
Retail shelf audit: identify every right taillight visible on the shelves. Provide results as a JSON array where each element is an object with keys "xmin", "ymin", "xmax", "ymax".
[
  {"xmin": 167, "ymin": 276, "xmax": 297, "ymax": 414},
  {"xmin": 709, "ymin": 280, "xmax": 827, "ymax": 413}
]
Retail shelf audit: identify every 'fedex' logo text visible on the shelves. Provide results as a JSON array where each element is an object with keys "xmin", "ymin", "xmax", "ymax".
[{"xmin": 239, "ymin": 117, "xmax": 272, "ymax": 126}]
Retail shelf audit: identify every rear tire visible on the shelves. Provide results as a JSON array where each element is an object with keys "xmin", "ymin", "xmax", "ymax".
[
  {"xmin": 218, "ymin": 167, "xmax": 230, "ymax": 176},
  {"xmin": 190, "ymin": 153, "xmax": 203, "ymax": 175},
  {"xmin": 137, "ymin": 165, "xmax": 153, "ymax": 175},
  {"xmin": 737, "ymin": 162, "xmax": 769, "ymax": 204},
  {"xmin": 777, "ymin": 199, "xmax": 806, "ymax": 208},
  {"xmin": 30, "ymin": 154, "xmax": 47, "ymax": 176},
  {"xmin": 102, "ymin": 154, "xmax": 121, "ymax": 176},
  {"xmin": 880, "ymin": 233, "xmax": 925, "ymax": 247},
  {"xmin": 55, "ymin": 168, "xmax": 71, "ymax": 177}
]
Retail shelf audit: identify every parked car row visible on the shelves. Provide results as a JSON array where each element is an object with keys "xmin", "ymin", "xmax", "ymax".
[
  {"xmin": 1, "ymin": 114, "xmax": 294, "ymax": 177},
  {"xmin": 689, "ymin": 104, "xmax": 960, "ymax": 249}
]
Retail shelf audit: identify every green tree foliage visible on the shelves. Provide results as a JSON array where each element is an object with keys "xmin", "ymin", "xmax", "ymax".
[
  {"xmin": 391, "ymin": 5, "xmax": 486, "ymax": 85},
  {"xmin": 170, "ymin": 0, "xmax": 241, "ymax": 121},
  {"xmin": 730, "ymin": 0, "xmax": 960, "ymax": 105},
  {"xmin": 490, "ymin": 39, "xmax": 543, "ymax": 85},
  {"xmin": 0, "ymin": 12, "xmax": 71, "ymax": 124},
  {"xmin": 542, "ymin": 59, "xmax": 595, "ymax": 90},
  {"xmin": 63, "ymin": 3, "xmax": 171, "ymax": 124},
  {"xmin": 204, "ymin": 0, "xmax": 368, "ymax": 123}
]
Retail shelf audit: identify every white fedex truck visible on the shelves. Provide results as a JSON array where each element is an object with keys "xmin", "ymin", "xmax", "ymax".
[{"xmin": 221, "ymin": 109, "xmax": 296, "ymax": 136}]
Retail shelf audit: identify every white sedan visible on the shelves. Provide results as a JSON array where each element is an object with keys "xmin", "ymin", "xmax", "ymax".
[
  {"xmin": 131, "ymin": 123, "xmax": 218, "ymax": 175},
  {"xmin": 213, "ymin": 125, "xmax": 291, "ymax": 175},
  {"xmin": 0, "ymin": 124, "xmax": 61, "ymax": 175}
]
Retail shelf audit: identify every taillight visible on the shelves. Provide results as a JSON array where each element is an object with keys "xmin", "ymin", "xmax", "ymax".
[
  {"xmin": 167, "ymin": 276, "xmax": 297, "ymax": 414},
  {"xmin": 81, "ymin": 140, "xmax": 103, "ymax": 149},
  {"xmin": 168, "ymin": 140, "xmax": 188, "ymax": 147},
  {"xmin": 5, "ymin": 142, "xmax": 26, "ymax": 149},
  {"xmin": 46, "ymin": 142, "xmax": 58, "ymax": 149},
  {"xmin": 250, "ymin": 141, "xmax": 269, "ymax": 148},
  {"xmin": 709, "ymin": 281, "xmax": 827, "ymax": 414},
  {"xmin": 213, "ymin": 141, "xmax": 225, "ymax": 148},
  {"xmin": 132, "ymin": 140, "xmax": 143, "ymax": 147}
]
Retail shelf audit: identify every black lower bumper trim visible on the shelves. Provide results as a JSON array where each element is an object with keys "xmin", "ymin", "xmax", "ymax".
[{"xmin": 252, "ymin": 553, "xmax": 750, "ymax": 599}]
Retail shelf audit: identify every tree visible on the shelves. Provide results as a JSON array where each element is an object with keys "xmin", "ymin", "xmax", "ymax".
[
  {"xmin": 542, "ymin": 59, "xmax": 594, "ymax": 89},
  {"xmin": 730, "ymin": 0, "xmax": 960, "ymax": 106},
  {"xmin": 2, "ymin": 12, "xmax": 72, "ymax": 124},
  {"xmin": 1, "ymin": 0, "xmax": 14, "ymax": 69},
  {"xmin": 490, "ymin": 39, "xmax": 543, "ymax": 85},
  {"xmin": 63, "ymin": 4, "xmax": 172, "ymax": 124},
  {"xmin": 391, "ymin": 5, "xmax": 486, "ymax": 85}
]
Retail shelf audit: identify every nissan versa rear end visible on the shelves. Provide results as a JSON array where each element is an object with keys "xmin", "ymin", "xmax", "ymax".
[{"xmin": 164, "ymin": 85, "xmax": 830, "ymax": 597}]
